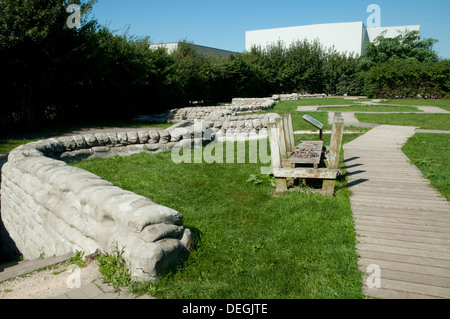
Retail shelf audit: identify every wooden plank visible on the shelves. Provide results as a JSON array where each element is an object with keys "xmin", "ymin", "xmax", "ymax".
[
  {"xmin": 321, "ymin": 180, "xmax": 336, "ymax": 197},
  {"xmin": 354, "ymin": 215, "xmax": 450, "ymax": 229},
  {"xmin": 267, "ymin": 122, "xmax": 281, "ymax": 169},
  {"xmin": 357, "ymin": 243, "xmax": 450, "ymax": 261},
  {"xmin": 288, "ymin": 157, "xmax": 321, "ymax": 164},
  {"xmin": 327, "ymin": 112, "xmax": 344, "ymax": 169},
  {"xmin": 363, "ymin": 287, "xmax": 441, "ymax": 299},
  {"xmin": 352, "ymin": 209, "xmax": 450, "ymax": 223},
  {"xmin": 365, "ymin": 268, "xmax": 450, "ymax": 291},
  {"xmin": 296, "ymin": 141, "xmax": 323, "ymax": 152},
  {"xmin": 0, "ymin": 253, "xmax": 74, "ymax": 283},
  {"xmin": 354, "ymin": 220, "xmax": 450, "ymax": 237},
  {"xmin": 273, "ymin": 167, "xmax": 338, "ymax": 179},
  {"xmin": 357, "ymin": 236, "xmax": 450, "ymax": 254},
  {"xmin": 366, "ymin": 278, "xmax": 450, "ymax": 299},
  {"xmin": 283, "ymin": 113, "xmax": 295, "ymax": 153},
  {"xmin": 275, "ymin": 118, "xmax": 288, "ymax": 161},
  {"xmin": 358, "ymin": 250, "xmax": 450, "ymax": 269},
  {"xmin": 275, "ymin": 177, "xmax": 288, "ymax": 194},
  {"xmin": 289, "ymin": 141, "xmax": 323, "ymax": 164},
  {"xmin": 286, "ymin": 113, "xmax": 295, "ymax": 152},
  {"xmin": 354, "ymin": 224, "xmax": 450, "ymax": 240},
  {"xmin": 351, "ymin": 201, "xmax": 450, "ymax": 214},
  {"xmin": 268, "ymin": 121, "xmax": 288, "ymax": 193},
  {"xmin": 358, "ymin": 258, "xmax": 450, "ymax": 279},
  {"xmin": 352, "ymin": 195, "xmax": 450, "ymax": 206},
  {"xmin": 355, "ymin": 230, "xmax": 450, "ymax": 247},
  {"xmin": 322, "ymin": 113, "xmax": 343, "ymax": 195}
]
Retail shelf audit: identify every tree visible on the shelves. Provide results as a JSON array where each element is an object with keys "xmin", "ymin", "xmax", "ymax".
[
  {"xmin": 323, "ymin": 50, "xmax": 363, "ymax": 96},
  {"xmin": 364, "ymin": 59, "xmax": 450, "ymax": 99},
  {"xmin": 0, "ymin": 0, "xmax": 97, "ymax": 128},
  {"xmin": 284, "ymin": 39, "xmax": 326, "ymax": 94},
  {"xmin": 360, "ymin": 30, "xmax": 439, "ymax": 70},
  {"xmin": 359, "ymin": 30, "xmax": 447, "ymax": 99}
]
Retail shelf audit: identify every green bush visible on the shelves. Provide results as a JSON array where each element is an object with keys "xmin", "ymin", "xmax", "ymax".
[
  {"xmin": 364, "ymin": 59, "xmax": 450, "ymax": 98},
  {"xmin": 0, "ymin": 1, "xmax": 446, "ymax": 132}
]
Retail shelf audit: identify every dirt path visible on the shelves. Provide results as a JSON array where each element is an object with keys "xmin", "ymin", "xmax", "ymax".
[{"xmin": 0, "ymin": 262, "xmax": 102, "ymax": 299}]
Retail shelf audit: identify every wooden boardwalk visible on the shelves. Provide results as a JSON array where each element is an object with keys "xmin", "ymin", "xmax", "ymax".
[{"xmin": 343, "ymin": 125, "xmax": 450, "ymax": 299}]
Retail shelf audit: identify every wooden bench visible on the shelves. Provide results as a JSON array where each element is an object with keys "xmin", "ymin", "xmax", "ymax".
[{"xmin": 268, "ymin": 112, "xmax": 344, "ymax": 196}]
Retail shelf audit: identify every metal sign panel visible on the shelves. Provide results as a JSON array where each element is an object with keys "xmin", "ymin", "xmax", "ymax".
[{"xmin": 302, "ymin": 115, "xmax": 324, "ymax": 130}]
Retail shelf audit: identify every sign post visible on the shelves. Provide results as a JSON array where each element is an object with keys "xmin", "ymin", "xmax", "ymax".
[{"xmin": 302, "ymin": 114, "xmax": 324, "ymax": 141}]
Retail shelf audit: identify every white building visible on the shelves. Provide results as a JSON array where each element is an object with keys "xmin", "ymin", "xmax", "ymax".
[
  {"xmin": 149, "ymin": 42, "xmax": 236, "ymax": 57},
  {"xmin": 245, "ymin": 22, "xmax": 420, "ymax": 56}
]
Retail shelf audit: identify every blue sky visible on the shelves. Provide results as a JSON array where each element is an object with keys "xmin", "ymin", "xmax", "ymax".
[{"xmin": 90, "ymin": 0, "xmax": 450, "ymax": 58}]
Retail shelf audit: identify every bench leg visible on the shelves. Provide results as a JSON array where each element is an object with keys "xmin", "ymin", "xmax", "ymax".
[
  {"xmin": 322, "ymin": 180, "xmax": 336, "ymax": 197},
  {"xmin": 275, "ymin": 177, "xmax": 288, "ymax": 194}
]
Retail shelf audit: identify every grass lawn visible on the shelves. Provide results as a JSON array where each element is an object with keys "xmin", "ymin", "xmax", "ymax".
[
  {"xmin": 380, "ymin": 98, "xmax": 450, "ymax": 112},
  {"xmin": 4, "ymin": 97, "xmax": 449, "ymax": 298},
  {"xmin": 74, "ymin": 136, "xmax": 365, "ymax": 299},
  {"xmin": 317, "ymin": 105, "xmax": 423, "ymax": 113},
  {"xmin": 0, "ymin": 139, "xmax": 42, "ymax": 154},
  {"xmin": 355, "ymin": 113, "xmax": 450, "ymax": 130},
  {"xmin": 250, "ymin": 99, "xmax": 368, "ymax": 132},
  {"xmin": 403, "ymin": 133, "xmax": 450, "ymax": 201},
  {"xmin": 295, "ymin": 98, "xmax": 370, "ymax": 106}
]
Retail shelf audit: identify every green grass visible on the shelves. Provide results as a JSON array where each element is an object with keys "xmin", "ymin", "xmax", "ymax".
[
  {"xmin": 295, "ymin": 98, "xmax": 369, "ymax": 106},
  {"xmin": 248, "ymin": 100, "xmax": 331, "ymax": 131},
  {"xmin": 74, "ymin": 139, "xmax": 364, "ymax": 299},
  {"xmin": 380, "ymin": 98, "xmax": 450, "ymax": 112},
  {"xmin": 403, "ymin": 133, "xmax": 450, "ymax": 201},
  {"xmin": 355, "ymin": 113, "xmax": 450, "ymax": 130},
  {"xmin": 3, "ymin": 97, "xmax": 448, "ymax": 299},
  {"xmin": 318, "ymin": 105, "xmax": 423, "ymax": 113},
  {"xmin": 0, "ymin": 139, "xmax": 42, "ymax": 154}
]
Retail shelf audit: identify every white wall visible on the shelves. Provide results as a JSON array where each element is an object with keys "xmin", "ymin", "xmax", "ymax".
[
  {"xmin": 246, "ymin": 22, "xmax": 421, "ymax": 56},
  {"xmin": 149, "ymin": 42, "xmax": 179, "ymax": 53},
  {"xmin": 367, "ymin": 25, "xmax": 421, "ymax": 42},
  {"xmin": 150, "ymin": 43, "xmax": 236, "ymax": 57},
  {"xmin": 246, "ymin": 22, "xmax": 365, "ymax": 55}
]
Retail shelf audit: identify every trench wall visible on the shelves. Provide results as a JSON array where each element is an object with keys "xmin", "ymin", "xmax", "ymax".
[{"xmin": 0, "ymin": 112, "xmax": 280, "ymax": 281}]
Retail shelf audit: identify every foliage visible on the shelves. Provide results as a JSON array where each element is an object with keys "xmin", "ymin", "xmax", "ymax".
[
  {"xmin": 0, "ymin": 0, "xmax": 174, "ymax": 131},
  {"xmin": 96, "ymin": 246, "xmax": 131, "ymax": 290},
  {"xmin": 323, "ymin": 50, "xmax": 364, "ymax": 96},
  {"xmin": 68, "ymin": 250, "xmax": 86, "ymax": 268},
  {"xmin": 360, "ymin": 30, "xmax": 439, "ymax": 69},
  {"xmin": 360, "ymin": 30, "xmax": 447, "ymax": 99},
  {"xmin": 364, "ymin": 59, "xmax": 450, "ymax": 98},
  {"xmin": 246, "ymin": 173, "xmax": 275, "ymax": 187},
  {"xmin": 243, "ymin": 40, "xmax": 364, "ymax": 96},
  {"xmin": 403, "ymin": 133, "xmax": 450, "ymax": 201},
  {"xmin": 0, "ymin": 0, "xmax": 447, "ymax": 133}
]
